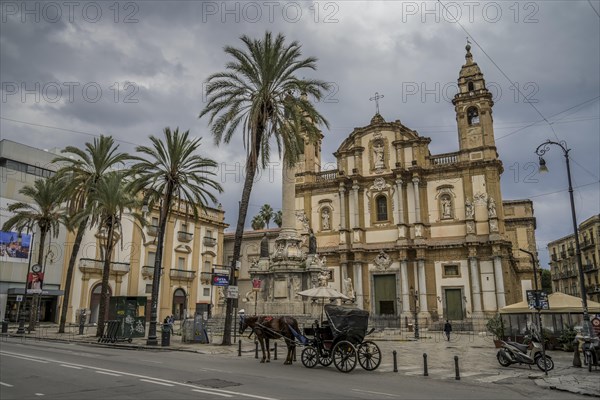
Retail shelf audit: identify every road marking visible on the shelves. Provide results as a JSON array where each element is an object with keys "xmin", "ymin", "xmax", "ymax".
[
  {"xmin": 95, "ymin": 371, "xmax": 121, "ymax": 377},
  {"xmin": 140, "ymin": 359, "xmax": 163, "ymax": 364},
  {"xmin": 351, "ymin": 389, "xmax": 400, "ymax": 397},
  {"xmin": 0, "ymin": 350, "xmax": 279, "ymax": 400},
  {"xmin": 0, "ymin": 382, "xmax": 13, "ymax": 387},
  {"xmin": 140, "ymin": 379, "xmax": 174, "ymax": 387},
  {"xmin": 192, "ymin": 389, "xmax": 233, "ymax": 397},
  {"xmin": 34, "ymin": 393, "xmax": 44, "ymax": 396},
  {"xmin": 0, "ymin": 353, "xmax": 49, "ymax": 363},
  {"xmin": 60, "ymin": 364, "xmax": 82, "ymax": 370}
]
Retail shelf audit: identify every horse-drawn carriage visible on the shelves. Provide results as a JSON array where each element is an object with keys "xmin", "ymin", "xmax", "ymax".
[{"xmin": 300, "ymin": 304, "xmax": 381, "ymax": 373}]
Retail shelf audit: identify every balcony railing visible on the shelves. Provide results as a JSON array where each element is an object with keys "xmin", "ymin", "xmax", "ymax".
[
  {"xmin": 169, "ymin": 269, "xmax": 195, "ymax": 281},
  {"xmin": 581, "ymin": 238, "xmax": 595, "ymax": 249},
  {"xmin": 141, "ymin": 265, "xmax": 163, "ymax": 279},
  {"xmin": 203, "ymin": 237, "xmax": 217, "ymax": 247},
  {"xmin": 147, "ymin": 225, "xmax": 159, "ymax": 237},
  {"xmin": 587, "ymin": 285, "xmax": 600, "ymax": 294},
  {"xmin": 78, "ymin": 258, "xmax": 130, "ymax": 275},
  {"xmin": 316, "ymin": 170, "xmax": 338, "ymax": 182},
  {"xmin": 568, "ymin": 248, "xmax": 575, "ymax": 256},
  {"xmin": 560, "ymin": 251, "xmax": 566, "ymax": 259},
  {"xmin": 430, "ymin": 153, "xmax": 459, "ymax": 166},
  {"xmin": 584, "ymin": 264, "xmax": 599, "ymax": 272},
  {"xmin": 177, "ymin": 231, "xmax": 193, "ymax": 242},
  {"xmin": 552, "ymin": 274, "xmax": 560, "ymax": 281},
  {"xmin": 551, "ymin": 254, "xmax": 558, "ymax": 261}
]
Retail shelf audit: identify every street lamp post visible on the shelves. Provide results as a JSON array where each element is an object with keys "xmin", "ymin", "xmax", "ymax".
[
  {"xmin": 520, "ymin": 248, "xmax": 548, "ymax": 375},
  {"xmin": 535, "ymin": 140, "xmax": 591, "ymax": 337}
]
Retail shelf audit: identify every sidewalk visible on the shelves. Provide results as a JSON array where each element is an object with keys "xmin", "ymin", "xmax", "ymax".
[{"xmin": 2, "ymin": 324, "xmax": 598, "ymax": 397}]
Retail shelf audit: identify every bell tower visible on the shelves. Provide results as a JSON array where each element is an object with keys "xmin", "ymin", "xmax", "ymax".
[{"xmin": 452, "ymin": 42, "xmax": 497, "ymax": 159}]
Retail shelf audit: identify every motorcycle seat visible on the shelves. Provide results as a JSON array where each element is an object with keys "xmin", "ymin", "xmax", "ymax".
[{"xmin": 506, "ymin": 341, "xmax": 529, "ymax": 353}]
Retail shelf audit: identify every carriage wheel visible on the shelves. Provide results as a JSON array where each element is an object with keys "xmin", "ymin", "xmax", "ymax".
[
  {"xmin": 319, "ymin": 349, "xmax": 333, "ymax": 366},
  {"xmin": 301, "ymin": 346, "xmax": 319, "ymax": 368},
  {"xmin": 333, "ymin": 341, "xmax": 357, "ymax": 373},
  {"xmin": 357, "ymin": 341, "xmax": 381, "ymax": 371}
]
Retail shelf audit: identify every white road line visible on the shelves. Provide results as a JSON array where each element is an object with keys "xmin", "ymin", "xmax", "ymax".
[
  {"xmin": 140, "ymin": 379, "xmax": 174, "ymax": 387},
  {"xmin": 60, "ymin": 364, "xmax": 82, "ymax": 370},
  {"xmin": 351, "ymin": 389, "xmax": 400, "ymax": 397},
  {"xmin": 140, "ymin": 359, "xmax": 163, "ymax": 364},
  {"xmin": 0, "ymin": 350, "xmax": 279, "ymax": 400},
  {"xmin": 0, "ymin": 353, "xmax": 49, "ymax": 363},
  {"xmin": 95, "ymin": 371, "xmax": 122, "ymax": 377},
  {"xmin": 0, "ymin": 382, "xmax": 14, "ymax": 387},
  {"xmin": 34, "ymin": 393, "xmax": 44, "ymax": 396},
  {"xmin": 192, "ymin": 389, "xmax": 233, "ymax": 397}
]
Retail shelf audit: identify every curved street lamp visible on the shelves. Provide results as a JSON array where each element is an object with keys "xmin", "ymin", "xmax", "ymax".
[{"xmin": 534, "ymin": 140, "xmax": 590, "ymax": 337}]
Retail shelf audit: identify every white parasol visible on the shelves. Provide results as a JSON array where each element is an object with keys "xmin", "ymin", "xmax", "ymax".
[{"xmin": 297, "ymin": 286, "xmax": 349, "ymax": 322}]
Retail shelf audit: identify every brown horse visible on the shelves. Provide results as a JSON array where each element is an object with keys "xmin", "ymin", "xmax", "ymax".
[{"xmin": 239, "ymin": 315, "xmax": 299, "ymax": 364}]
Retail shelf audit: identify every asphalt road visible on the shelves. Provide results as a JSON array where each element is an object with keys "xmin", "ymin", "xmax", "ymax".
[{"xmin": 0, "ymin": 338, "xmax": 589, "ymax": 400}]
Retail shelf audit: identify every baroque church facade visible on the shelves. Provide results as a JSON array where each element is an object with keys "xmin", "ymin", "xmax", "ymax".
[{"xmin": 292, "ymin": 45, "xmax": 537, "ymax": 324}]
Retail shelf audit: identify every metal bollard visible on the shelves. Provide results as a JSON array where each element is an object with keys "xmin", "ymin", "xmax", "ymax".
[
  {"xmin": 274, "ymin": 342, "xmax": 278, "ymax": 360},
  {"xmin": 255, "ymin": 341, "xmax": 259, "ymax": 359},
  {"xmin": 238, "ymin": 340, "xmax": 242, "ymax": 357},
  {"xmin": 423, "ymin": 353, "xmax": 428, "ymax": 376},
  {"xmin": 393, "ymin": 350, "xmax": 398, "ymax": 372},
  {"xmin": 454, "ymin": 355, "xmax": 460, "ymax": 380}
]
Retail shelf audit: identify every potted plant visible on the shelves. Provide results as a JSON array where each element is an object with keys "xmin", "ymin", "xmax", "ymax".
[
  {"xmin": 486, "ymin": 313, "xmax": 506, "ymax": 348},
  {"xmin": 557, "ymin": 324, "xmax": 577, "ymax": 352}
]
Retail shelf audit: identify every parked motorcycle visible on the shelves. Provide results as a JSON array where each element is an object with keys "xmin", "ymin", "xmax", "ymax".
[
  {"xmin": 496, "ymin": 331, "xmax": 554, "ymax": 371},
  {"xmin": 582, "ymin": 335, "xmax": 600, "ymax": 372}
]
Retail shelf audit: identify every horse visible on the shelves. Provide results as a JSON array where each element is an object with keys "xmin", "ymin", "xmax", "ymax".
[{"xmin": 239, "ymin": 315, "xmax": 300, "ymax": 364}]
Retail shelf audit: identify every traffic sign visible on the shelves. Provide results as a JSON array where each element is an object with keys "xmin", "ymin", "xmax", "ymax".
[{"xmin": 227, "ymin": 286, "xmax": 238, "ymax": 299}]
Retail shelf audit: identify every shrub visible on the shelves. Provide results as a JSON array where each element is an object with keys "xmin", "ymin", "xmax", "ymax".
[{"xmin": 486, "ymin": 314, "xmax": 505, "ymax": 340}]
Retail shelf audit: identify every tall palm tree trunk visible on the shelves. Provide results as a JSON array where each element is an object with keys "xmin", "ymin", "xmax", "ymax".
[
  {"xmin": 58, "ymin": 218, "xmax": 88, "ymax": 333},
  {"xmin": 28, "ymin": 229, "xmax": 47, "ymax": 331},
  {"xmin": 222, "ymin": 154, "xmax": 258, "ymax": 345},
  {"xmin": 96, "ymin": 220, "xmax": 115, "ymax": 337}
]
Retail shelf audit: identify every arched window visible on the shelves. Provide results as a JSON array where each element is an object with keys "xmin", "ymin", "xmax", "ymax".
[
  {"xmin": 467, "ymin": 107, "xmax": 480, "ymax": 125},
  {"xmin": 468, "ymin": 81, "xmax": 475, "ymax": 92},
  {"xmin": 376, "ymin": 195, "xmax": 388, "ymax": 221}
]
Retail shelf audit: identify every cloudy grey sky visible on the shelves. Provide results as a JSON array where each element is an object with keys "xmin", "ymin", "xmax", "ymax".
[{"xmin": 1, "ymin": 0, "xmax": 599, "ymax": 269}]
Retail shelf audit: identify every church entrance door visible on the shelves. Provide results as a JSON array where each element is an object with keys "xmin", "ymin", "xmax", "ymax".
[
  {"xmin": 373, "ymin": 274, "xmax": 396, "ymax": 315},
  {"xmin": 445, "ymin": 288, "xmax": 464, "ymax": 320}
]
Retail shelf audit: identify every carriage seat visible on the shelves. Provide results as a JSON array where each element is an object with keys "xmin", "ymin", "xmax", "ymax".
[{"xmin": 318, "ymin": 323, "xmax": 334, "ymax": 349}]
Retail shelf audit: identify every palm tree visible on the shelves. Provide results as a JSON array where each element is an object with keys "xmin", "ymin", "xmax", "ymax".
[
  {"xmin": 251, "ymin": 214, "xmax": 265, "ymax": 230},
  {"xmin": 53, "ymin": 136, "xmax": 130, "ymax": 334},
  {"xmin": 273, "ymin": 210, "xmax": 283, "ymax": 228},
  {"xmin": 200, "ymin": 31, "xmax": 329, "ymax": 345},
  {"xmin": 2, "ymin": 177, "xmax": 64, "ymax": 330},
  {"xmin": 129, "ymin": 127, "xmax": 222, "ymax": 345},
  {"xmin": 259, "ymin": 204, "xmax": 274, "ymax": 229},
  {"xmin": 76, "ymin": 172, "xmax": 141, "ymax": 337}
]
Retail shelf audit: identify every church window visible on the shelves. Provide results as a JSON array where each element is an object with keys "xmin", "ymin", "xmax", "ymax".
[
  {"xmin": 376, "ymin": 195, "xmax": 388, "ymax": 221},
  {"xmin": 467, "ymin": 107, "xmax": 480, "ymax": 125},
  {"xmin": 443, "ymin": 265, "xmax": 460, "ymax": 277},
  {"xmin": 468, "ymin": 81, "xmax": 474, "ymax": 92}
]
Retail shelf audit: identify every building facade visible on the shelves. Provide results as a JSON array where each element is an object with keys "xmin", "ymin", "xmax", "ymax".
[
  {"xmin": 0, "ymin": 139, "xmax": 228, "ymax": 325},
  {"xmin": 291, "ymin": 45, "xmax": 538, "ymax": 324},
  {"xmin": 548, "ymin": 214, "xmax": 600, "ymax": 302},
  {"xmin": 0, "ymin": 140, "xmax": 66, "ymax": 322}
]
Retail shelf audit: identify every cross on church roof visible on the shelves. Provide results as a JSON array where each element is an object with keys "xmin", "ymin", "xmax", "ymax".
[{"xmin": 369, "ymin": 92, "xmax": 384, "ymax": 114}]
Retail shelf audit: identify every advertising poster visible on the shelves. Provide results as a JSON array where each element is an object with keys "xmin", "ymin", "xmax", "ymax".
[{"xmin": 1, "ymin": 197, "xmax": 33, "ymax": 263}]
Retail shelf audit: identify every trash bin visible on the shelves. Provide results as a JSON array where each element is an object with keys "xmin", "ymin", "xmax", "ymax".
[
  {"xmin": 161, "ymin": 323, "xmax": 171, "ymax": 346},
  {"xmin": 1, "ymin": 320, "xmax": 8, "ymax": 333}
]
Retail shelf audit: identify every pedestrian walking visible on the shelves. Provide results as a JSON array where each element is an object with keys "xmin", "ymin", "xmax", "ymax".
[{"xmin": 444, "ymin": 320, "xmax": 452, "ymax": 341}]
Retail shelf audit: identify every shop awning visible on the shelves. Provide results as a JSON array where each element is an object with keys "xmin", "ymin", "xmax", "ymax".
[{"xmin": 500, "ymin": 292, "xmax": 600, "ymax": 314}]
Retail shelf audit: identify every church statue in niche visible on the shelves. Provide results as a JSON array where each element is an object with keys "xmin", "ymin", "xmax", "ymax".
[
  {"xmin": 441, "ymin": 195, "xmax": 452, "ymax": 219},
  {"xmin": 465, "ymin": 199, "xmax": 474, "ymax": 219},
  {"xmin": 373, "ymin": 141, "xmax": 385, "ymax": 170},
  {"xmin": 488, "ymin": 197, "xmax": 497, "ymax": 218},
  {"xmin": 321, "ymin": 208, "xmax": 331, "ymax": 230}
]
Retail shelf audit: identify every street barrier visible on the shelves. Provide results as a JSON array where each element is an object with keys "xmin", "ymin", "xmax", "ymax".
[
  {"xmin": 423, "ymin": 353, "xmax": 428, "ymax": 376},
  {"xmin": 454, "ymin": 355, "xmax": 461, "ymax": 380}
]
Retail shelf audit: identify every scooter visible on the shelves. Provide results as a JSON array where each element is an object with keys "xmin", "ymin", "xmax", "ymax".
[{"xmin": 496, "ymin": 331, "xmax": 554, "ymax": 372}]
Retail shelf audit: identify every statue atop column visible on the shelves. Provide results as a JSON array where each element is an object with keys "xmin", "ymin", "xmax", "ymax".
[
  {"xmin": 260, "ymin": 233, "xmax": 269, "ymax": 258},
  {"xmin": 308, "ymin": 229, "xmax": 317, "ymax": 254}
]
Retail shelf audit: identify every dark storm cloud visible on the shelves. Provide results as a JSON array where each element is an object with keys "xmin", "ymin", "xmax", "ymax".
[{"xmin": 1, "ymin": 1, "xmax": 598, "ymax": 269}]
